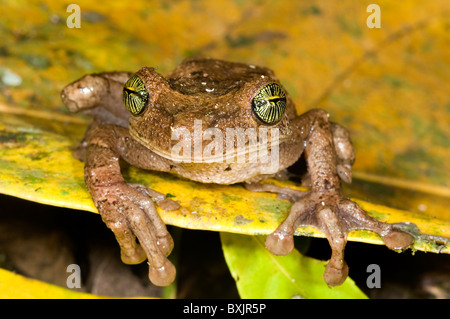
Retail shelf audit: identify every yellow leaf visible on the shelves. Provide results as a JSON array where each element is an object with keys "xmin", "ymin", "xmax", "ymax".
[{"xmin": 0, "ymin": 268, "xmax": 105, "ymax": 299}]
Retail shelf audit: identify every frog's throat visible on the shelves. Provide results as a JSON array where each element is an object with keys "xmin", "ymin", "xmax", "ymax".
[{"xmin": 129, "ymin": 126, "xmax": 291, "ymax": 163}]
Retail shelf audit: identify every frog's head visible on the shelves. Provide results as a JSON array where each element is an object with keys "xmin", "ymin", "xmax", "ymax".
[{"xmin": 123, "ymin": 58, "xmax": 296, "ymax": 163}]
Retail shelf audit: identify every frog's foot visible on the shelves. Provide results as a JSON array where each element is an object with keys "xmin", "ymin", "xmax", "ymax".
[
  {"xmin": 265, "ymin": 191, "xmax": 414, "ymax": 286},
  {"xmin": 93, "ymin": 182, "xmax": 179, "ymax": 286}
]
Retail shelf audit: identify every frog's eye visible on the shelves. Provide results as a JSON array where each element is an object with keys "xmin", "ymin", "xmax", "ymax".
[
  {"xmin": 251, "ymin": 83, "xmax": 287, "ymax": 125},
  {"xmin": 123, "ymin": 74, "xmax": 149, "ymax": 116}
]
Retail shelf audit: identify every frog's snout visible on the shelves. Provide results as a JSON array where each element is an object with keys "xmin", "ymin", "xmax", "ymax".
[{"xmin": 61, "ymin": 87, "xmax": 79, "ymax": 113}]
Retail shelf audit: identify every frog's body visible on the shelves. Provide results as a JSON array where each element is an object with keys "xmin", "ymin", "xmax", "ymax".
[{"xmin": 62, "ymin": 58, "xmax": 413, "ymax": 287}]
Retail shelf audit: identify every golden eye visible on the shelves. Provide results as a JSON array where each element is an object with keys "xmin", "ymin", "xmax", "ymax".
[
  {"xmin": 123, "ymin": 74, "xmax": 149, "ymax": 116},
  {"xmin": 251, "ymin": 83, "xmax": 287, "ymax": 125}
]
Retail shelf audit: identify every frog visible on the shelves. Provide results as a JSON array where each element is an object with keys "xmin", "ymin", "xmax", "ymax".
[{"xmin": 61, "ymin": 58, "xmax": 413, "ymax": 287}]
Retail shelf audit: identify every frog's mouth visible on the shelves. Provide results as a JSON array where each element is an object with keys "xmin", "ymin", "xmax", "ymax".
[{"xmin": 130, "ymin": 123, "xmax": 292, "ymax": 164}]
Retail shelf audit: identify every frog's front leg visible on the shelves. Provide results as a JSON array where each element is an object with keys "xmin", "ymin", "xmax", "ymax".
[
  {"xmin": 84, "ymin": 124, "xmax": 178, "ymax": 286},
  {"xmin": 263, "ymin": 109, "xmax": 414, "ymax": 286}
]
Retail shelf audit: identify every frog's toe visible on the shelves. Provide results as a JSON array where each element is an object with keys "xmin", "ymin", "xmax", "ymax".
[
  {"xmin": 323, "ymin": 261, "xmax": 349, "ymax": 287},
  {"xmin": 121, "ymin": 245, "xmax": 147, "ymax": 265},
  {"xmin": 125, "ymin": 203, "xmax": 176, "ymax": 286},
  {"xmin": 154, "ymin": 232, "xmax": 174, "ymax": 257},
  {"xmin": 129, "ymin": 183, "xmax": 180, "ymax": 211},
  {"xmin": 245, "ymin": 182, "xmax": 308, "ymax": 203},
  {"xmin": 265, "ymin": 199, "xmax": 311, "ymax": 255},
  {"xmin": 338, "ymin": 199, "xmax": 414, "ymax": 250},
  {"xmin": 265, "ymin": 230, "xmax": 294, "ymax": 256},
  {"xmin": 148, "ymin": 259, "xmax": 177, "ymax": 287},
  {"xmin": 316, "ymin": 206, "xmax": 349, "ymax": 286},
  {"xmin": 382, "ymin": 230, "xmax": 414, "ymax": 250},
  {"xmin": 99, "ymin": 203, "xmax": 147, "ymax": 265},
  {"xmin": 336, "ymin": 164, "xmax": 352, "ymax": 184},
  {"xmin": 157, "ymin": 198, "xmax": 181, "ymax": 211},
  {"xmin": 331, "ymin": 123, "xmax": 355, "ymax": 179}
]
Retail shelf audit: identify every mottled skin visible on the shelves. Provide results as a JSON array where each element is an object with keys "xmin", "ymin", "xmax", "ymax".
[{"xmin": 61, "ymin": 58, "xmax": 413, "ymax": 287}]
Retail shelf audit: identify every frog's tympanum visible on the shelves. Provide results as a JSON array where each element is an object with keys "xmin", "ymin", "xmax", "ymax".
[{"xmin": 62, "ymin": 58, "xmax": 413, "ymax": 287}]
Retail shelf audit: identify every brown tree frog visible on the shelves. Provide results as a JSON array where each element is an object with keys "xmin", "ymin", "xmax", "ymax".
[{"xmin": 61, "ymin": 58, "xmax": 413, "ymax": 287}]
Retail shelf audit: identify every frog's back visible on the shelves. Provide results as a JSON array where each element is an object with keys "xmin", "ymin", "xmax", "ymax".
[{"xmin": 166, "ymin": 58, "xmax": 277, "ymax": 96}]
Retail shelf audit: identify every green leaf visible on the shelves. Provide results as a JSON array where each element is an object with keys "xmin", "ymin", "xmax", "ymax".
[{"xmin": 221, "ymin": 233, "xmax": 367, "ymax": 299}]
